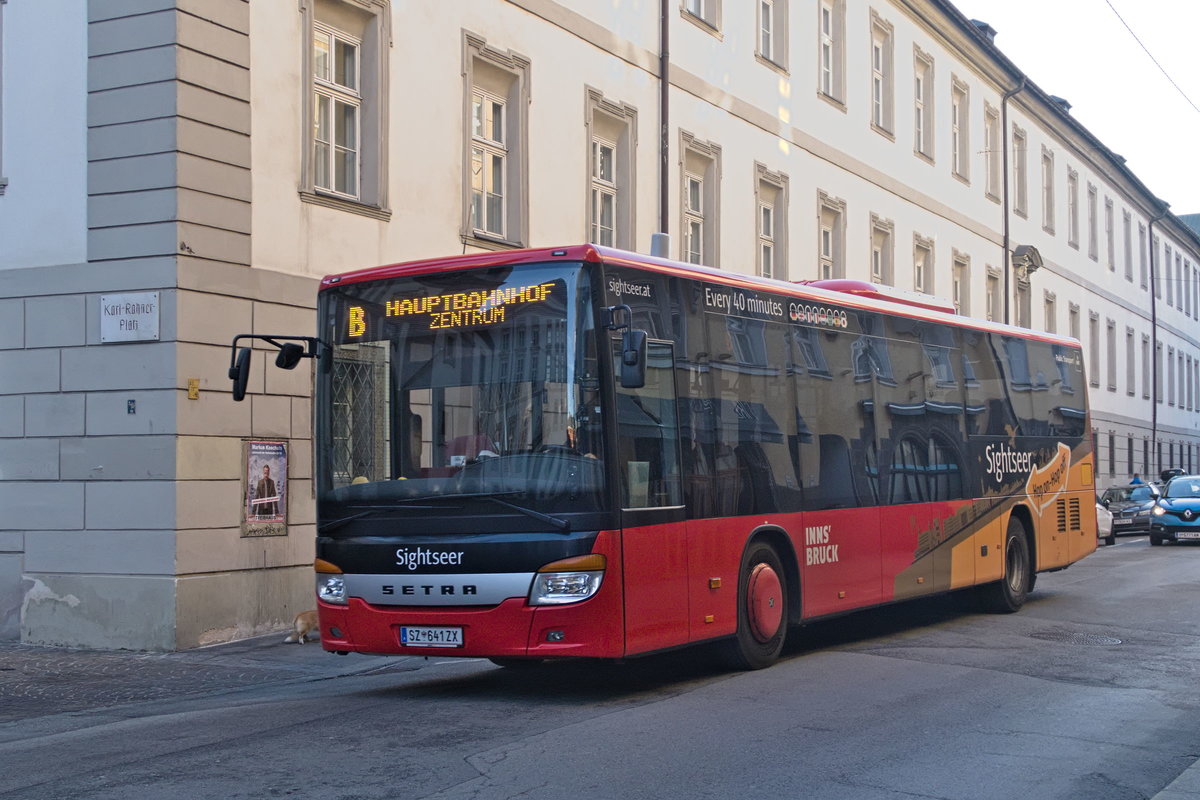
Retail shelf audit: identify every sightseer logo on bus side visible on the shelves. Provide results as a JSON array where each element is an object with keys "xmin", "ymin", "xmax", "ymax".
[
  {"xmin": 608, "ymin": 276, "xmax": 653, "ymax": 299},
  {"xmin": 983, "ymin": 442, "xmax": 1072, "ymax": 512}
]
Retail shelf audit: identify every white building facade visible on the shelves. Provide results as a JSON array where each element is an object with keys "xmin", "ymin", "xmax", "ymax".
[{"xmin": 2, "ymin": 0, "xmax": 1197, "ymax": 649}]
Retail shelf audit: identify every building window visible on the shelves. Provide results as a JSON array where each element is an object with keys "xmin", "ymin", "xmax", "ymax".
[
  {"xmin": 982, "ymin": 106, "xmax": 1000, "ymax": 201},
  {"xmin": 869, "ymin": 13, "xmax": 894, "ymax": 135},
  {"xmin": 1087, "ymin": 183, "xmax": 1098, "ymax": 261},
  {"xmin": 1107, "ymin": 319, "xmax": 1117, "ymax": 391},
  {"xmin": 1168, "ymin": 346, "xmax": 1176, "ymax": 406},
  {"xmin": 681, "ymin": 132, "xmax": 721, "ymax": 265},
  {"xmin": 1156, "ymin": 341, "xmax": 1164, "ymax": 402},
  {"xmin": 683, "ymin": 0, "xmax": 721, "ymax": 31},
  {"xmin": 590, "ymin": 138, "xmax": 616, "ymax": 247},
  {"xmin": 952, "ymin": 251, "xmax": 969, "ymax": 315},
  {"xmin": 755, "ymin": 163, "xmax": 788, "ymax": 279},
  {"xmin": 301, "ymin": 1, "xmax": 391, "ymax": 216},
  {"xmin": 1142, "ymin": 334, "xmax": 1151, "ymax": 399},
  {"xmin": 913, "ymin": 47, "xmax": 934, "ymax": 160},
  {"xmin": 1041, "ymin": 147, "xmax": 1055, "ymax": 232},
  {"xmin": 818, "ymin": 0, "xmax": 845, "ymax": 105},
  {"xmin": 1088, "ymin": 313, "xmax": 1100, "ymax": 387},
  {"xmin": 1152, "ymin": 236, "xmax": 1161, "ymax": 298},
  {"xmin": 586, "ymin": 89, "xmax": 637, "ymax": 250},
  {"xmin": 1010, "ymin": 126, "xmax": 1027, "ymax": 215},
  {"xmin": 870, "ymin": 214, "xmax": 894, "ymax": 285},
  {"xmin": 913, "ymin": 235, "xmax": 934, "ymax": 293},
  {"xmin": 1105, "ymin": 198, "xmax": 1115, "ymax": 271},
  {"xmin": 1126, "ymin": 328, "xmax": 1136, "ymax": 396},
  {"xmin": 471, "ymin": 89, "xmax": 507, "ymax": 238},
  {"xmin": 463, "ymin": 34, "xmax": 530, "ymax": 247},
  {"xmin": 1044, "ymin": 291, "xmax": 1057, "ymax": 334},
  {"xmin": 757, "ymin": 0, "xmax": 788, "ymax": 69},
  {"xmin": 1139, "ymin": 223, "xmax": 1148, "ymax": 289},
  {"xmin": 818, "ymin": 191, "xmax": 846, "ymax": 279},
  {"xmin": 1123, "ymin": 211, "xmax": 1133, "ymax": 282},
  {"xmin": 1176, "ymin": 252, "xmax": 1185, "ymax": 312},
  {"xmin": 951, "ymin": 77, "xmax": 970, "ymax": 183},
  {"xmin": 1068, "ymin": 303, "xmax": 1080, "ymax": 341},
  {"xmin": 986, "ymin": 268, "xmax": 1001, "ymax": 322},
  {"xmin": 1164, "ymin": 244, "xmax": 1173, "ymax": 305},
  {"xmin": 1067, "ymin": 169, "xmax": 1079, "ymax": 249},
  {"xmin": 313, "ymin": 23, "xmax": 361, "ymax": 199}
]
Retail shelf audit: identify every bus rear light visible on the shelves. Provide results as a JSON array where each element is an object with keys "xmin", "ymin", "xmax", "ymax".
[
  {"xmin": 530, "ymin": 554, "xmax": 606, "ymax": 605},
  {"xmin": 315, "ymin": 558, "xmax": 343, "ymax": 573},
  {"xmin": 317, "ymin": 573, "xmax": 347, "ymax": 605}
]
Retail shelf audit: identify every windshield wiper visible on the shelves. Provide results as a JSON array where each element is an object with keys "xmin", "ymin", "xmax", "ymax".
[
  {"xmin": 398, "ymin": 491, "xmax": 571, "ymax": 532},
  {"xmin": 322, "ymin": 493, "xmax": 571, "ymax": 533},
  {"xmin": 318, "ymin": 505, "xmax": 435, "ymax": 533}
]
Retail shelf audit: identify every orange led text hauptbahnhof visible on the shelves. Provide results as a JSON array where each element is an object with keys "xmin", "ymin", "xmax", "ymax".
[{"xmin": 347, "ymin": 282, "xmax": 556, "ymax": 336}]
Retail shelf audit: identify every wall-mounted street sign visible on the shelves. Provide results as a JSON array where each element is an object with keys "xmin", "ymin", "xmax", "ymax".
[{"xmin": 100, "ymin": 292, "xmax": 160, "ymax": 343}]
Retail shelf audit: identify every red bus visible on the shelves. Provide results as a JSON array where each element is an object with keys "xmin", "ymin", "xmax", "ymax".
[{"xmin": 230, "ymin": 244, "xmax": 1097, "ymax": 669}]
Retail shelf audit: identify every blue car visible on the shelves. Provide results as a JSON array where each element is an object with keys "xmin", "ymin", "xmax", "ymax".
[{"xmin": 1149, "ymin": 475, "xmax": 1200, "ymax": 545}]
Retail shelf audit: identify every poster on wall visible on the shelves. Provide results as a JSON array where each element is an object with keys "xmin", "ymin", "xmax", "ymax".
[{"xmin": 243, "ymin": 440, "xmax": 287, "ymax": 537}]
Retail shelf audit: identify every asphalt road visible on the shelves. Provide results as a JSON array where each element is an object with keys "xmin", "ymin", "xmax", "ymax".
[{"xmin": 1, "ymin": 534, "xmax": 1198, "ymax": 800}]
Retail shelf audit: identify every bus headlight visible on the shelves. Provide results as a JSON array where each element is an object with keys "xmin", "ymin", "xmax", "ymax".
[
  {"xmin": 315, "ymin": 558, "xmax": 347, "ymax": 605},
  {"xmin": 529, "ymin": 554, "xmax": 605, "ymax": 606}
]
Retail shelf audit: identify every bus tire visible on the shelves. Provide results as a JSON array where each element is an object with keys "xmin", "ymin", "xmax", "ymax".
[
  {"xmin": 720, "ymin": 542, "xmax": 788, "ymax": 670},
  {"xmin": 978, "ymin": 517, "xmax": 1030, "ymax": 614}
]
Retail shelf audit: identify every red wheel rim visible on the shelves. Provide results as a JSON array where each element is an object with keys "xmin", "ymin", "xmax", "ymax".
[{"xmin": 747, "ymin": 562, "xmax": 783, "ymax": 643}]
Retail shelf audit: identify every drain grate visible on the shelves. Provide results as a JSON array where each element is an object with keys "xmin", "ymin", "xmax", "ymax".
[{"xmin": 1030, "ymin": 630, "xmax": 1123, "ymax": 646}]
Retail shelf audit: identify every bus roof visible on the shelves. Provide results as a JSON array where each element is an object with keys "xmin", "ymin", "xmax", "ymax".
[{"xmin": 320, "ymin": 244, "xmax": 1080, "ymax": 348}]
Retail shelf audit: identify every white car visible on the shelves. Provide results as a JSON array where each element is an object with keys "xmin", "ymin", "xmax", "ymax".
[{"xmin": 1096, "ymin": 497, "xmax": 1115, "ymax": 546}]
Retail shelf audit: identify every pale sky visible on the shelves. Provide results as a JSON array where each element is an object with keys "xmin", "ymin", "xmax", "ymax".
[{"xmin": 950, "ymin": 0, "xmax": 1200, "ymax": 217}]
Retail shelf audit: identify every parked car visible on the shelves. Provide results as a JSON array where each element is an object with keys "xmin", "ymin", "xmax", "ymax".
[
  {"xmin": 1099, "ymin": 484, "xmax": 1159, "ymax": 536},
  {"xmin": 1149, "ymin": 475, "xmax": 1200, "ymax": 545},
  {"xmin": 1096, "ymin": 496, "xmax": 1115, "ymax": 546}
]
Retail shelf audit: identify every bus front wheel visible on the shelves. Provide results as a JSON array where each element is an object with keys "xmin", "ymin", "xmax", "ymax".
[
  {"xmin": 978, "ymin": 517, "xmax": 1030, "ymax": 613},
  {"xmin": 721, "ymin": 542, "xmax": 788, "ymax": 670}
]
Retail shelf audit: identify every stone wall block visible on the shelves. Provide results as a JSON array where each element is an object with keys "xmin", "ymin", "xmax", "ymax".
[
  {"xmin": 25, "ymin": 295, "xmax": 87, "ymax": 349},
  {"xmin": 63, "ymin": 342, "xmax": 175, "ymax": 392},
  {"xmin": 0, "ymin": 397, "xmax": 23, "ymax": 437},
  {"xmin": 25, "ymin": 529, "xmax": 176, "ymax": 574},
  {"xmin": 22, "ymin": 574, "xmax": 177, "ymax": 651},
  {"xmin": 0, "ymin": 483, "xmax": 84, "ymax": 530},
  {"xmin": 85, "ymin": 480, "xmax": 176, "ymax": 530},
  {"xmin": 61, "ymin": 435, "xmax": 176, "ymax": 480},
  {"xmin": 0, "ymin": 439, "xmax": 59, "ymax": 480},
  {"xmin": 0, "ymin": 299, "xmax": 25, "ymax": 349},
  {"xmin": 85, "ymin": 390, "xmax": 177, "ymax": 436},
  {"xmin": 0, "ymin": 350, "xmax": 61, "ymax": 395},
  {"xmin": 25, "ymin": 394, "xmax": 85, "ymax": 437}
]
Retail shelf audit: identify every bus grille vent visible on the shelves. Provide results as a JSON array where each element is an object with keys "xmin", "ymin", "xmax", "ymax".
[{"xmin": 1056, "ymin": 498, "xmax": 1082, "ymax": 533}]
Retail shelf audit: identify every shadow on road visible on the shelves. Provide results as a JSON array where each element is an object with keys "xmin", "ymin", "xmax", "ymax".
[{"xmin": 350, "ymin": 587, "xmax": 1012, "ymax": 703}]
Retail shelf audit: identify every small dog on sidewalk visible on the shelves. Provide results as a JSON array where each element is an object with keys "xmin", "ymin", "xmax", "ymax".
[{"xmin": 283, "ymin": 610, "xmax": 320, "ymax": 644}]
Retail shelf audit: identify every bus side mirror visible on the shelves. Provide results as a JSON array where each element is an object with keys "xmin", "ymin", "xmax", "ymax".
[
  {"xmin": 275, "ymin": 342, "xmax": 306, "ymax": 369},
  {"xmin": 621, "ymin": 329, "xmax": 647, "ymax": 389},
  {"xmin": 229, "ymin": 347, "xmax": 251, "ymax": 402}
]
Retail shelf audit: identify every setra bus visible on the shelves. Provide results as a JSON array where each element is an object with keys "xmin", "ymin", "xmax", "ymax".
[{"xmin": 228, "ymin": 244, "xmax": 1097, "ymax": 669}]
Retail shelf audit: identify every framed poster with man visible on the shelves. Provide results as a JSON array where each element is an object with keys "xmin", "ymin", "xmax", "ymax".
[{"xmin": 243, "ymin": 440, "xmax": 287, "ymax": 537}]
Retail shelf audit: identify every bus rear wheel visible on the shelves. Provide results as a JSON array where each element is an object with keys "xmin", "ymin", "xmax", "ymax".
[
  {"xmin": 721, "ymin": 542, "xmax": 788, "ymax": 670},
  {"xmin": 978, "ymin": 517, "xmax": 1030, "ymax": 613}
]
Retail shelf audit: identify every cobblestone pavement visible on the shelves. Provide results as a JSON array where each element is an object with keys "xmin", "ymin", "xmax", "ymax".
[{"xmin": 0, "ymin": 634, "xmax": 407, "ymax": 724}]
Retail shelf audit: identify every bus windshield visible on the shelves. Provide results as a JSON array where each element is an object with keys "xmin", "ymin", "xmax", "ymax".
[{"xmin": 316, "ymin": 262, "xmax": 605, "ymax": 523}]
